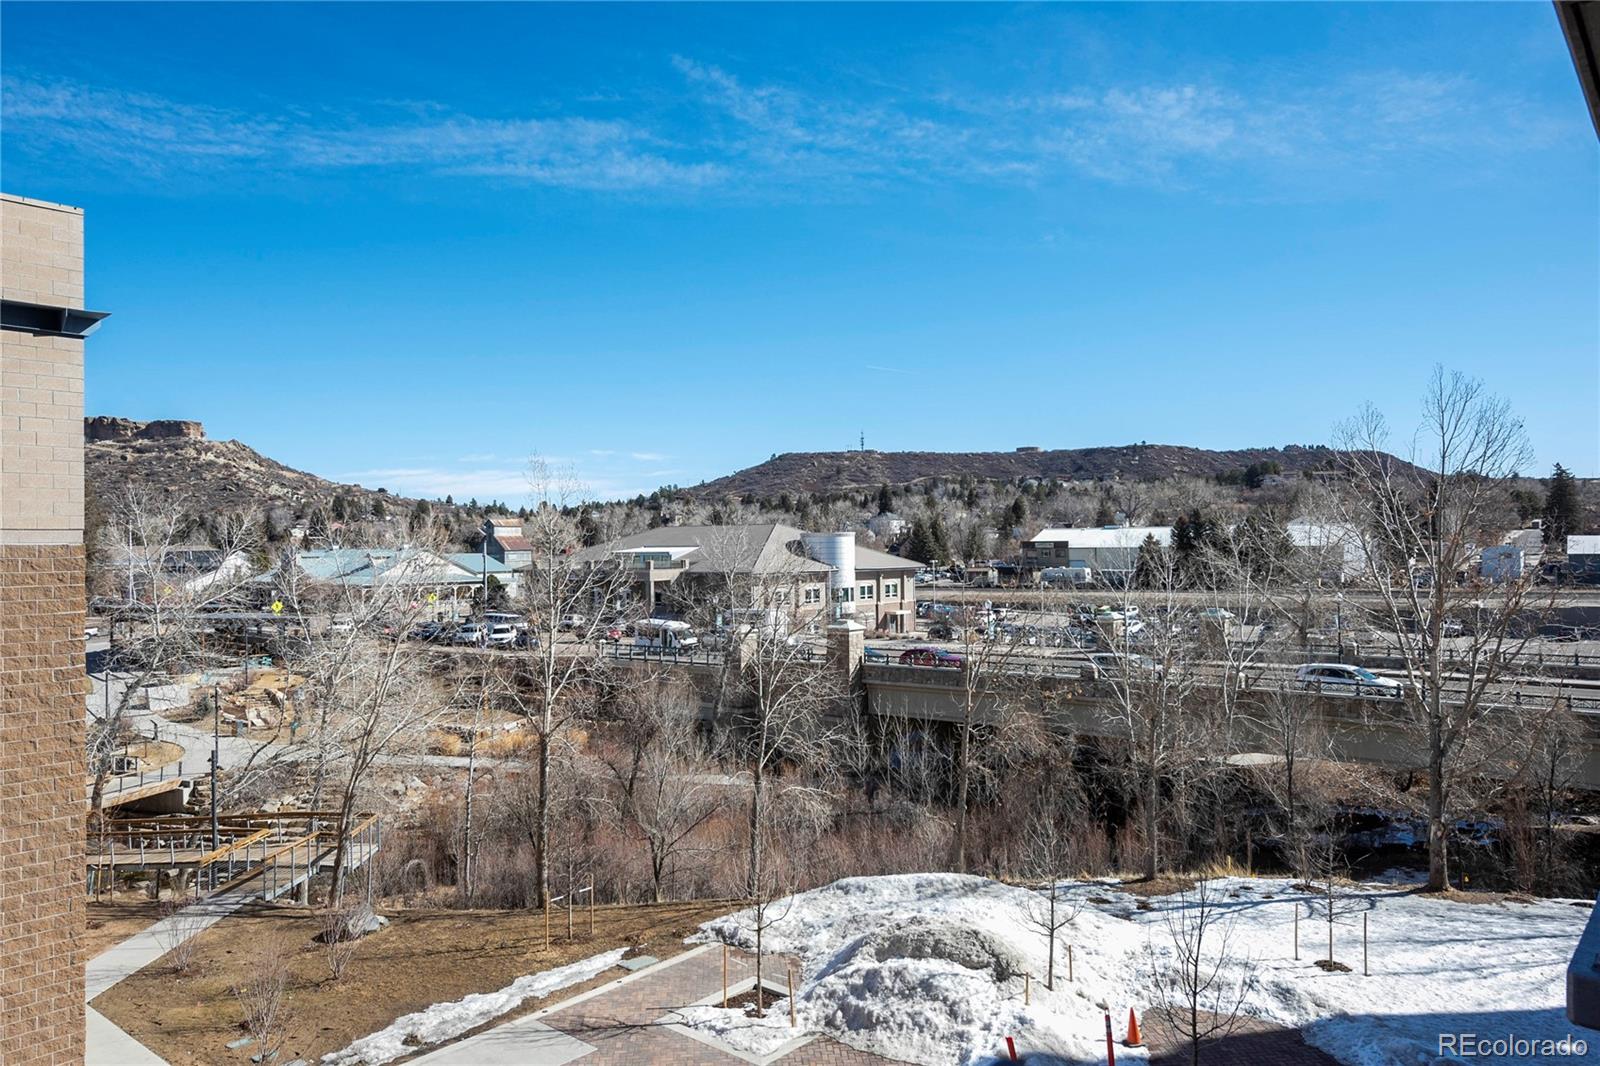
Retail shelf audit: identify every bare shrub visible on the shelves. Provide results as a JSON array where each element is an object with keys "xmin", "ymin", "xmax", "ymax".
[
  {"xmin": 156, "ymin": 899, "xmax": 209, "ymax": 976},
  {"xmin": 233, "ymin": 938, "xmax": 293, "ymax": 1060},
  {"xmin": 321, "ymin": 906, "xmax": 361, "ymax": 982}
]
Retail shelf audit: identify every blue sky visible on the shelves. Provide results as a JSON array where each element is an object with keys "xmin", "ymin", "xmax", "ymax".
[{"xmin": 3, "ymin": 2, "xmax": 1596, "ymax": 501}]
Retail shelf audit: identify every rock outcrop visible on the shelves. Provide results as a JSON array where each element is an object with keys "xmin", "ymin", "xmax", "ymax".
[{"xmin": 85, "ymin": 416, "xmax": 205, "ymax": 442}]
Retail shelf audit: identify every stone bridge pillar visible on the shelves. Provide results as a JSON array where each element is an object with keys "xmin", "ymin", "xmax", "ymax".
[{"xmin": 828, "ymin": 620, "xmax": 865, "ymax": 693}]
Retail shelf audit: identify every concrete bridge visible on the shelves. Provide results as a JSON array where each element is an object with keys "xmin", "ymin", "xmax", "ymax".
[
  {"xmin": 862, "ymin": 662, "xmax": 1600, "ymax": 788},
  {"xmin": 602, "ymin": 634, "xmax": 1600, "ymax": 789}
]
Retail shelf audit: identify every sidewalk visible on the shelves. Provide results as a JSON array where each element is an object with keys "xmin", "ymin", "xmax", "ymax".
[{"xmin": 413, "ymin": 944, "xmax": 899, "ymax": 1066}]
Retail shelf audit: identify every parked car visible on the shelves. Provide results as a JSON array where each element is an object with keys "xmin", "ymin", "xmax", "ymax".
[
  {"xmin": 1197, "ymin": 607, "xmax": 1236, "ymax": 625},
  {"xmin": 408, "ymin": 621, "xmax": 447, "ymax": 642},
  {"xmin": 515, "ymin": 629, "xmax": 541, "ymax": 649},
  {"xmin": 485, "ymin": 623, "xmax": 518, "ymax": 646},
  {"xmin": 559, "ymin": 613, "xmax": 589, "ymax": 632},
  {"xmin": 899, "ymin": 646, "xmax": 964, "ymax": 668},
  {"xmin": 328, "ymin": 618, "xmax": 355, "ymax": 635},
  {"xmin": 453, "ymin": 623, "xmax": 487, "ymax": 645},
  {"xmin": 1295, "ymin": 663, "xmax": 1403, "ymax": 698},
  {"xmin": 1440, "ymin": 618, "xmax": 1465, "ymax": 638}
]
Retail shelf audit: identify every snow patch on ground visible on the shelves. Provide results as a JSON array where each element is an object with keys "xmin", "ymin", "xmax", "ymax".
[
  {"xmin": 321, "ymin": 948, "xmax": 626, "ymax": 1065},
  {"xmin": 670, "ymin": 995, "xmax": 804, "ymax": 1059},
  {"xmin": 686, "ymin": 874, "xmax": 1589, "ymax": 1066}
]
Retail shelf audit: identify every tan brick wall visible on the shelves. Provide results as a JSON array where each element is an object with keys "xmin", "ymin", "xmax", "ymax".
[
  {"xmin": 1, "ymin": 194, "xmax": 85, "ymax": 307},
  {"xmin": 0, "ymin": 192, "xmax": 87, "ymax": 1065},
  {"xmin": 0, "ymin": 544, "xmax": 85, "ymax": 1066},
  {"xmin": 2, "ymin": 195, "xmax": 87, "ymax": 546}
]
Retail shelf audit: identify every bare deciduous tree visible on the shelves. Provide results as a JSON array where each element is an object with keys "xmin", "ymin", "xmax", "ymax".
[
  {"xmin": 1097, "ymin": 550, "xmax": 1217, "ymax": 879},
  {"xmin": 1333, "ymin": 367, "xmax": 1546, "ymax": 891},
  {"xmin": 1147, "ymin": 878, "xmax": 1257, "ymax": 1066},
  {"xmin": 597, "ymin": 676, "xmax": 725, "ymax": 903},
  {"xmin": 1020, "ymin": 785, "xmax": 1085, "ymax": 990},
  {"xmin": 509, "ymin": 459, "xmax": 636, "ymax": 908},
  {"xmin": 88, "ymin": 486, "xmax": 261, "ymax": 820}
]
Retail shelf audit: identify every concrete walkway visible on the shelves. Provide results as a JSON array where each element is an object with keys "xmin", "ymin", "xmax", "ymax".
[
  {"xmin": 84, "ymin": 893, "xmax": 251, "ymax": 1066},
  {"xmin": 85, "ymin": 894, "xmax": 246, "ymax": 1000},
  {"xmin": 87, "ymin": 1005, "xmax": 166, "ymax": 1066},
  {"xmin": 410, "ymin": 943, "xmax": 895, "ymax": 1066}
]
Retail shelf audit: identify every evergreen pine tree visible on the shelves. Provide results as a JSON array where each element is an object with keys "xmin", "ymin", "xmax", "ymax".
[
  {"xmin": 929, "ymin": 515, "xmax": 952, "ymax": 561},
  {"xmin": 877, "ymin": 483, "xmax": 893, "ymax": 515},
  {"xmin": 1545, "ymin": 463, "xmax": 1583, "ymax": 546},
  {"xmin": 906, "ymin": 518, "xmax": 936, "ymax": 563}
]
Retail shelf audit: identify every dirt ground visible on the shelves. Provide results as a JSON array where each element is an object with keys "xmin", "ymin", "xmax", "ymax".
[
  {"xmin": 124, "ymin": 739, "xmax": 185, "ymax": 771},
  {"xmin": 86, "ymin": 899, "xmax": 166, "ymax": 959},
  {"xmin": 92, "ymin": 897, "xmax": 739, "ymax": 1066}
]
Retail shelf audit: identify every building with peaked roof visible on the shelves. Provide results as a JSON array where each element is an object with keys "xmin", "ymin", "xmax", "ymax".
[
  {"xmin": 866, "ymin": 511, "xmax": 909, "ymax": 540},
  {"xmin": 481, "ymin": 515, "xmax": 533, "ymax": 569},
  {"xmin": 1021, "ymin": 525, "xmax": 1173, "ymax": 585},
  {"xmin": 576, "ymin": 523, "xmax": 919, "ymax": 632},
  {"xmin": 258, "ymin": 547, "xmax": 519, "ymax": 617}
]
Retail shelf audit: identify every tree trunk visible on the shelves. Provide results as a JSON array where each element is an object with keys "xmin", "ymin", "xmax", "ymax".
[
  {"xmin": 1045, "ymin": 886, "xmax": 1056, "ymax": 989},
  {"xmin": 536, "ymin": 725, "xmax": 551, "ymax": 908},
  {"xmin": 328, "ymin": 782, "xmax": 358, "ymax": 904},
  {"xmin": 747, "ymin": 759, "xmax": 765, "ymax": 900},
  {"xmin": 1426, "ymin": 735, "xmax": 1448, "ymax": 891},
  {"xmin": 755, "ymin": 910, "xmax": 765, "ymax": 1016},
  {"xmin": 1143, "ymin": 765, "xmax": 1161, "ymax": 880},
  {"xmin": 954, "ymin": 687, "xmax": 973, "ymax": 873},
  {"xmin": 462, "ymin": 733, "xmax": 477, "ymax": 904}
]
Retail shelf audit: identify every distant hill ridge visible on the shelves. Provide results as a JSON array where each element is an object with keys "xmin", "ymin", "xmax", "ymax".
[{"xmin": 689, "ymin": 444, "xmax": 1347, "ymax": 498}]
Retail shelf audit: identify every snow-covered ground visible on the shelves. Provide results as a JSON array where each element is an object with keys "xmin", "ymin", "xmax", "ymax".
[
  {"xmin": 686, "ymin": 874, "xmax": 1592, "ymax": 1066},
  {"xmin": 321, "ymin": 948, "xmax": 625, "ymax": 1066}
]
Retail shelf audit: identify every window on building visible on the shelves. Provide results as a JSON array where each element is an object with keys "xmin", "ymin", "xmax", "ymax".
[
  {"xmin": 883, "ymin": 581, "xmax": 899, "ymax": 598},
  {"xmin": 858, "ymin": 584, "xmax": 875, "ymax": 601},
  {"xmin": 833, "ymin": 587, "xmax": 853, "ymax": 602},
  {"xmin": 803, "ymin": 587, "xmax": 822, "ymax": 604},
  {"xmin": 775, "ymin": 588, "xmax": 790, "ymax": 604}
]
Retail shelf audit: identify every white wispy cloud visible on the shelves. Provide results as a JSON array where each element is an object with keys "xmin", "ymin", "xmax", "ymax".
[
  {"xmin": 0, "ymin": 56, "xmax": 1569, "ymax": 199},
  {"xmin": 1, "ymin": 75, "xmax": 724, "ymax": 191}
]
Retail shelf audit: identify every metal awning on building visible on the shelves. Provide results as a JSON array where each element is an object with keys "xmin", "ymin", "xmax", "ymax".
[{"xmin": 1, "ymin": 298, "xmax": 110, "ymax": 338}]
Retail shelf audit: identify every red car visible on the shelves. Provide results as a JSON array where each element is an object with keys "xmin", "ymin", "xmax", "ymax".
[{"xmin": 899, "ymin": 646, "xmax": 964, "ymax": 668}]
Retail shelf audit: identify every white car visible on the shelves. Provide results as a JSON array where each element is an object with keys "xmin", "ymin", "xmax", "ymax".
[
  {"xmin": 453, "ymin": 623, "xmax": 487, "ymax": 645},
  {"xmin": 1085, "ymin": 652, "xmax": 1161, "ymax": 681},
  {"xmin": 1295, "ymin": 663, "xmax": 1403, "ymax": 698},
  {"xmin": 558, "ymin": 614, "xmax": 588, "ymax": 632},
  {"xmin": 485, "ymin": 624, "xmax": 518, "ymax": 646}
]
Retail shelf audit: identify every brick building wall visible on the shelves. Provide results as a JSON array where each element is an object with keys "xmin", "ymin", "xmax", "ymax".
[{"xmin": 1, "ymin": 193, "xmax": 89, "ymax": 1065}]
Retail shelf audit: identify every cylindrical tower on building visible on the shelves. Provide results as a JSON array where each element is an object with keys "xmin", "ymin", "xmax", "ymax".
[{"xmin": 803, "ymin": 531, "xmax": 857, "ymax": 617}]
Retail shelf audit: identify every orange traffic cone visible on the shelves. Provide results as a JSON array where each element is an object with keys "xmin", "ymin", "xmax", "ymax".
[{"xmin": 1123, "ymin": 1008, "xmax": 1144, "ymax": 1048}]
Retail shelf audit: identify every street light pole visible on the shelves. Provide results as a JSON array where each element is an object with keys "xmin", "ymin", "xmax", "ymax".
[
  {"xmin": 210, "ymin": 683, "xmax": 221, "ymax": 857},
  {"xmin": 481, "ymin": 518, "xmax": 491, "ymax": 616}
]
